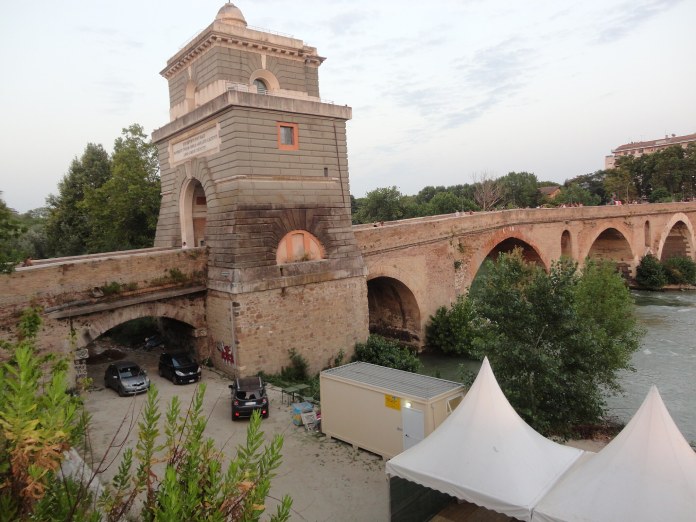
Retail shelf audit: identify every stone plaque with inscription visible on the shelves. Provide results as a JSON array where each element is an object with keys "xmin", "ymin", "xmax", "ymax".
[{"xmin": 170, "ymin": 124, "xmax": 220, "ymax": 166}]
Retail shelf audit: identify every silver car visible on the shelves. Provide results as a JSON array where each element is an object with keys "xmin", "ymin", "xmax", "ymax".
[{"xmin": 104, "ymin": 361, "xmax": 151, "ymax": 396}]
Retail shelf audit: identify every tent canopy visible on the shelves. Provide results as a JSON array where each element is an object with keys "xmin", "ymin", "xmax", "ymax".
[
  {"xmin": 386, "ymin": 358, "xmax": 584, "ymax": 522},
  {"xmin": 532, "ymin": 385, "xmax": 696, "ymax": 522}
]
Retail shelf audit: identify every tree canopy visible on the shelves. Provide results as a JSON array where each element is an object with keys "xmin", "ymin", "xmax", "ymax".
[{"xmin": 426, "ymin": 250, "xmax": 642, "ymax": 435}]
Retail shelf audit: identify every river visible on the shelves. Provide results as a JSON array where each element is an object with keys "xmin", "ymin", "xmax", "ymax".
[
  {"xmin": 420, "ymin": 290, "xmax": 696, "ymax": 444},
  {"xmin": 605, "ymin": 290, "xmax": 696, "ymax": 444}
]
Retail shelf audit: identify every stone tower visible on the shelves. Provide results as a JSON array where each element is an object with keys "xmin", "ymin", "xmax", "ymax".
[{"xmin": 152, "ymin": 4, "xmax": 368, "ymax": 375}]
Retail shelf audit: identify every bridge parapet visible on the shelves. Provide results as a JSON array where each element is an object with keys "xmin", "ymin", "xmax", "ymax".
[
  {"xmin": 354, "ymin": 202, "xmax": 696, "ymax": 255},
  {"xmin": 0, "ymin": 247, "xmax": 208, "ymax": 325}
]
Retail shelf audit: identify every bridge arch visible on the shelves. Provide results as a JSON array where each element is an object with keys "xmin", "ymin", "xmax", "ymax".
[
  {"xmin": 467, "ymin": 233, "xmax": 547, "ymax": 289},
  {"xmin": 366, "ymin": 270, "xmax": 422, "ymax": 345},
  {"xmin": 178, "ymin": 158, "xmax": 214, "ymax": 248},
  {"xmin": 561, "ymin": 230, "xmax": 572, "ymax": 258},
  {"xmin": 75, "ymin": 300, "xmax": 205, "ymax": 349},
  {"xmin": 583, "ymin": 226, "xmax": 635, "ymax": 277},
  {"xmin": 656, "ymin": 213, "xmax": 695, "ymax": 261}
]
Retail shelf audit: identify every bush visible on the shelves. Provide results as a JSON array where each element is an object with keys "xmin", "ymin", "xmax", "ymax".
[
  {"xmin": 663, "ymin": 256, "xmax": 696, "ymax": 285},
  {"xmin": 280, "ymin": 348, "xmax": 309, "ymax": 381},
  {"xmin": 353, "ymin": 335, "xmax": 421, "ymax": 373},
  {"xmin": 635, "ymin": 254, "xmax": 667, "ymax": 290},
  {"xmin": 425, "ymin": 295, "xmax": 484, "ymax": 358}
]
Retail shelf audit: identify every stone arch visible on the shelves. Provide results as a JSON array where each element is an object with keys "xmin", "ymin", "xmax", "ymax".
[
  {"xmin": 178, "ymin": 158, "xmax": 213, "ymax": 247},
  {"xmin": 584, "ymin": 227, "xmax": 635, "ymax": 278},
  {"xmin": 276, "ymin": 230, "xmax": 325, "ymax": 264},
  {"xmin": 366, "ymin": 274, "xmax": 422, "ymax": 345},
  {"xmin": 249, "ymin": 69, "xmax": 280, "ymax": 93},
  {"xmin": 656, "ymin": 213, "xmax": 695, "ymax": 261},
  {"xmin": 75, "ymin": 300, "xmax": 205, "ymax": 349},
  {"xmin": 561, "ymin": 230, "xmax": 572, "ymax": 258},
  {"xmin": 468, "ymin": 235, "xmax": 546, "ymax": 291},
  {"xmin": 644, "ymin": 220, "xmax": 651, "ymax": 250}
]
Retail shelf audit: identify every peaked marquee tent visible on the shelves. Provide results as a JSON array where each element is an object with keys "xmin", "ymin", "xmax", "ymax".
[
  {"xmin": 385, "ymin": 358, "xmax": 584, "ymax": 522},
  {"xmin": 532, "ymin": 385, "xmax": 696, "ymax": 522}
]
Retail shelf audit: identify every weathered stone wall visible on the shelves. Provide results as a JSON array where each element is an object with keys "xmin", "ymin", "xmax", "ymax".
[
  {"xmin": 207, "ymin": 275, "xmax": 368, "ymax": 376},
  {"xmin": 155, "ymin": 92, "xmax": 352, "ymax": 252},
  {"xmin": 355, "ymin": 203, "xmax": 696, "ymax": 344}
]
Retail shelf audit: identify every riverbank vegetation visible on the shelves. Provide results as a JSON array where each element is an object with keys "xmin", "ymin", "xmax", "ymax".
[
  {"xmin": 636, "ymin": 254, "xmax": 696, "ymax": 290},
  {"xmin": 426, "ymin": 250, "xmax": 643, "ymax": 436}
]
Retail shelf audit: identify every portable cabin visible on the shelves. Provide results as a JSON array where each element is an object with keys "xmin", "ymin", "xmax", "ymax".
[{"xmin": 320, "ymin": 362, "xmax": 466, "ymax": 459}]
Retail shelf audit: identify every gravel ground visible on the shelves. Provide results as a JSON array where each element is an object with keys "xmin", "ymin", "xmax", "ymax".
[{"xmin": 83, "ymin": 345, "xmax": 389, "ymax": 522}]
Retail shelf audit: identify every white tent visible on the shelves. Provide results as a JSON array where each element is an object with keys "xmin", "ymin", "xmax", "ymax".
[
  {"xmin": 386, "ymin": 358, "xmax": 584, "ymax": 522},
  {"xmin": 533, "ymin": 385, "xmax": 696, "ymax": 522}
]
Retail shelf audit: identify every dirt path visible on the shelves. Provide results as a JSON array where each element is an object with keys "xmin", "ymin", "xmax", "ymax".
[{"xmin": 83, "ymin": 347, "xmax": 389, "ymax": 521}]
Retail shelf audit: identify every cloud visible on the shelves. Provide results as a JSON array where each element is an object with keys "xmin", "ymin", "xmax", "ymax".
[
  {"xmin": 596, "ymin": 0, "xmax": 684, "ymax": 43},
  {"xmin": 93, "ymin": 79, "xmax": 137, "ymax": 115},
  {"xmin": 389, "ymin": 37, "xmax": 536, "ymax": 129}
]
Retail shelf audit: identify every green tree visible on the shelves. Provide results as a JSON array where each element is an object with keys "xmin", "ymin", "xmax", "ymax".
[
  {"xmin": 356, "ymin": 186, "xmax": 406, "ymax": 223},
  {"xmin": 45, "ymin": 143, "xmax": 112, "ymax": 256},
  {"xmin": 564, "ymin": 171, "xmax": 608, "ymax": 203},
  {"xmin": 0, "ymin": 194, "xmax": 26, "ymax": 272},
  {"xmin": 555, "ymin": 183, "xmax": 601, "ymax": 206},
  {"xmin": 499, "ymin": 171, "xmax": 539, "ymax": 208},
  {"xmin": 428, "ymin": 191, "xmax": 462, "ymax": 215},
  {"xmin": 425, "ymin": 295, "xmax": 483, "ymax": 358},
  {"xmin": 353, "ymin": 335, "xmax": 421, "ymax": 372},
  {"xmin": 82, "ymin": 124, "xmax": 161, "ymax": 252},
  {"xmin": 635, "ymin": 254, "xmax": 667, "ymax": 290},
  {"xmin": 470, "ymin": 250, "xmax": 642, "ymax": 435}
]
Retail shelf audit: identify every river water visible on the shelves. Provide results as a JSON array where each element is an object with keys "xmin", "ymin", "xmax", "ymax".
[
  {"xmin": 605, "ymin": 290, "xmax": 696, "ymax": 444},
  {"xmin": 420, "ymin": 290, "xmax": 696, "ymax": 444}
]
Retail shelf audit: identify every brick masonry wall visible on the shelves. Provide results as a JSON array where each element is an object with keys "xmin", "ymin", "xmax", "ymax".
[
  {"xmin": 0, "ymin": 249, "xmax": 208, "ymax": 331},
  {"xmin": 207, "ymin": 275, "xmax": 368, "ymax": 377}
]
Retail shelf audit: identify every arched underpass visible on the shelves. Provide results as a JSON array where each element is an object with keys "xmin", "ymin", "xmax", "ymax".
[
  {"xmin": 587, "ymin": 228, "xmax": 633, "ymax": 278},
  {"xmin": 486, "ymin": 238, "xmax": 545, "ymax": 266},
  {"xmin": 86, "ymin": 316, "xmax": 199, "ymax": 364},
  {"xmin": 470, "ymin": 238, "xmax": 545, "ymax": 293},
  {"xmin": 661, "ymin": 221, "xmax": 692, "ymax": 261},
  {"xmin": 366, "ymin": 277, "xmax": 421, "ymax": 345}
]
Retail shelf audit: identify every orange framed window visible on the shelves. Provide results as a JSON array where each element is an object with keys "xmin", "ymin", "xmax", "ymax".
[{"xmin": 277, "ymin": 122, "xmax": 299, "ymax": 150}]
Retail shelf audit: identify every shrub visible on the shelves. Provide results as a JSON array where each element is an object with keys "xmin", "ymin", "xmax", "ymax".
[
  {"xmin": 101, "ymin": 281, "xmax": 122, "ymax": 295},
  {"xmin": 280, "ymin": 348, "xmax": 309, "ymax": 381},
  {"xmin": 635, "ymin": 254, "xmax": 667, "ymax": 290},
  {"xmin": 352, "ymin": 335, "xmax": 421, "ymax": 373},
  {"xmin": 425, "ymin": 295, "xmax": 484, "ymax": 358},
  {"xmin": 663, "ymin": 256, "xmax": 696, "ymax": 285}
]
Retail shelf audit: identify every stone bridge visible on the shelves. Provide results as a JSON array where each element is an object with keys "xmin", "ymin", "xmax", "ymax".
[
  {"xmin": 0, "ymin": 247, "xmax": 208, "ymax": 382},
  {"xmin": 1, "ymin": 202, "xmax": 695, "ymax": 381},
  {"xmin": 354, "ymin": 202, "xmax": 696, "ymax": 345}
]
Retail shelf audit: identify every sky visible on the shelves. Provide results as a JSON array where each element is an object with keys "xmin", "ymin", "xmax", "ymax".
[{"xmin": 1, "ymin": 0, "xmax": 695, "ymax": 212}]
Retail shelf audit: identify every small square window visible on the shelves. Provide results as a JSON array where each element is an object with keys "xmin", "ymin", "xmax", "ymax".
[{"xmin": 277, "ymin": 122, "xmax": 299, "ymax": 150}]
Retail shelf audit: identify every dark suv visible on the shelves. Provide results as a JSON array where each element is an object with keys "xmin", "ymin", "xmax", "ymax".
[
  {"xmin": 158, "ymin": 352, "xmax": 202, "ymax": 385},
  {"xmin": 229, "ymin": 376, "xmax": 269, "ymax": 420}
]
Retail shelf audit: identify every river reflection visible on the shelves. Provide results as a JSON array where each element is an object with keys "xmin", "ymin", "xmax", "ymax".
[{"xmin": 419, "ymin": 290, "xmax": 696, "ymax": 444}]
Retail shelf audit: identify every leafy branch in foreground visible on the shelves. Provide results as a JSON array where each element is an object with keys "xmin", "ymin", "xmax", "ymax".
[{"xmin": 99, "ymin": 385, "xmax": 292, "ymax": 522}]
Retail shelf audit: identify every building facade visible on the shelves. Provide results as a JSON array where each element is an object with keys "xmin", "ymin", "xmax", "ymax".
[
  {"xmin": 152, "ymin": 4, "xmax": 369, "ymax": 375},
  {"xmin": 605, "ymin": 132, "xmax": 696, "ymax": 169}
]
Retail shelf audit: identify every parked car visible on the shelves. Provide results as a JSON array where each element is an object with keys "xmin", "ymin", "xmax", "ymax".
[
  {"xmin": 104, "ymin": 361, "xmax": 150, "ymax": 396},
  {"xmin": 143, "ymin": 334, "xmax": 164, "ymax": 351},
  {"xmin": 229, "ymin": 376, "xmax": 269, "ymax": 420},
  {"xmin": 158, "ymin": 352, "xmax": 202, "ymax": 385}
]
